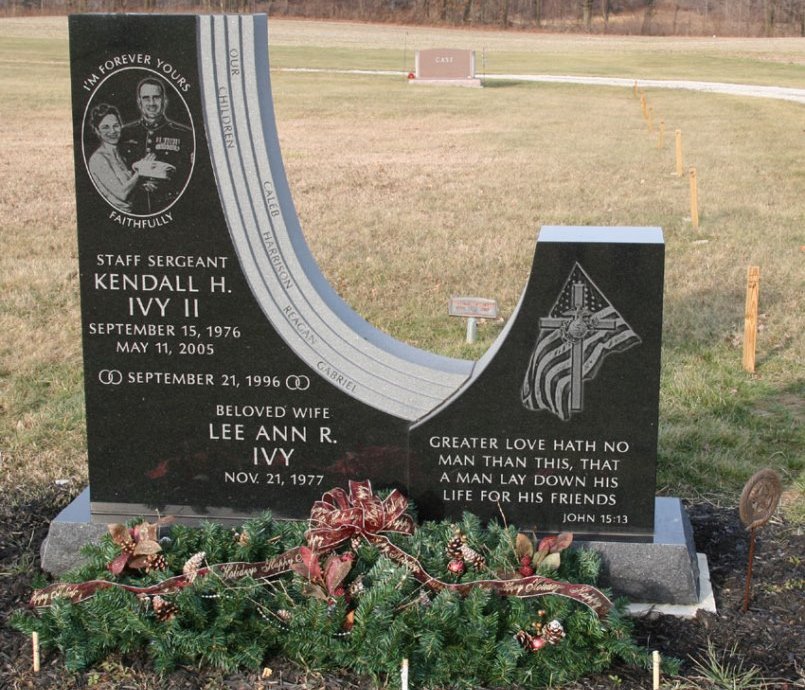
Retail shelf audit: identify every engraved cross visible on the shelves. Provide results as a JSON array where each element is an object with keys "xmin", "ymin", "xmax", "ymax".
[{"xmin": 539, "ymin": 283, "xmax": 618, "ymax": 412}]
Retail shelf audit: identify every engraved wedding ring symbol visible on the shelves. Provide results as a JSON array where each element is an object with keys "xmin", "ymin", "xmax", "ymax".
[
  {"xmin": 285, "ymin": 375, "xmax": 310, "ymax": 391},
  {"xmin": 98, "ymin": 369, "xmax": 123, "ymax": 385}
]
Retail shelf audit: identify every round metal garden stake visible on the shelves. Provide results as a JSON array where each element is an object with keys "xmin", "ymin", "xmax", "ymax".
[{"xmin": 739, "ymin": 468, "xmax": 782, "ymax": 612}]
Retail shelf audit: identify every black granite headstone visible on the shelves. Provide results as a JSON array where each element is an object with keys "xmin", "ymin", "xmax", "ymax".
[
  {"xmin": 68, "ymin": 15, "xmax": 663, "ymax": 543},
  {"xmin": 410, "ymin": 226, "xmax": 664, "ymax": 540}
]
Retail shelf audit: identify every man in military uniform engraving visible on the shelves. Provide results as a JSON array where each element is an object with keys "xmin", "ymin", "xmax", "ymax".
[{"xmin": 120, "ymin": 77, "xmax": 194, "ymax": 215}]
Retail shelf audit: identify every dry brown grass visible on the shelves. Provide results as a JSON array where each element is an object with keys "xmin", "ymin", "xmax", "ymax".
[
  {"xmin": 275, "ymin": 73, "xmax": 804, "ymax": 365},
  {"xmin": 0, "ymin": 29, "xmax": 79, "ymax": 496}
]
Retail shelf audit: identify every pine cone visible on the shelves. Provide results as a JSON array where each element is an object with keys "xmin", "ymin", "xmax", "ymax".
[
  {"xmin": 445, "ymin": 533, "xmax": 464, "ymax": 560},
  {"xmin": 348, "ymin": 577, "xmax": 365, "ymax": 597},
  {"xmin": 542, "ymin": 619, "xmax": 566, "ymax": 645},
  {"xmin": 276, "ymin": 609, "xmax": 292, "ymax": 623},
  {"xmin": 146, "ymin": 553, "xmax": 167, "ymax": 573},
  {"xmin": 183, "ymin": 551, "xmax": 206, "ymax": 582},
  {"xmin": 152, "ymin": 595, "xmax": 178, "ymax": 622},
  {"xmin": 459, "ymin": 543, "xmax": 486, "ymax": 570},
  {"xmin": 515, "ymin": 629, "xmax": 534, "ymax": 650}
]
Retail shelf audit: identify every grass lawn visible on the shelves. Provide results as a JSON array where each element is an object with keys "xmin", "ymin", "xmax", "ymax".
[{"xmin": 0, "ymin": 17, "xmax": 802, "ymax": 511}]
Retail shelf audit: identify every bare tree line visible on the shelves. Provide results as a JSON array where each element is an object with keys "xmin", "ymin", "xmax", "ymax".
[{"xmin": 3, "ymin": 0, "xmax": 803, "ymax": 36}]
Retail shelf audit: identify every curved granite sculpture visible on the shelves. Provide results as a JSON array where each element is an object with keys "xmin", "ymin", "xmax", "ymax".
[{"xmin": 198, "ymin": 15, "xmax": 473, "ymax": 422}]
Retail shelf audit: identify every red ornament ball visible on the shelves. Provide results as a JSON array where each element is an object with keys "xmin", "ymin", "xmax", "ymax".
[
  {"xmin": 520, "ymin": 555, "xmax": 532, "ymax": 566},
  {"xmin": 519, "ymin": 565, "xmax": 535, "ymax": 577},
  {"xmin": 448, "ymin": 558, "xmax": 466, "ymax": 575},
  {"xmin": 529, "ymin": 636, "xmax": 547, "ymax": 652}
]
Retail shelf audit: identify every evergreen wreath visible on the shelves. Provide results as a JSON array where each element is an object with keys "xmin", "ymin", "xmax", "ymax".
[{"xmin": 13, "ymin": 481, "xmax": 663, "ymax": 688}]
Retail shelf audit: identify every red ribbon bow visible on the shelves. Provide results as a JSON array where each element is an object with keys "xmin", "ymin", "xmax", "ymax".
[{"xmin": 306, "ymin": 480, "xmax": 415, "ymax": 551}]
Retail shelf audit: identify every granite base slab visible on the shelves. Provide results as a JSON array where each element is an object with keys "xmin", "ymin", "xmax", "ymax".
[
  {"xmin": 576, "ymin": 497, "xmax": 701, "ymax": 605},
  {"xmin": 627, "ymin": 554, "xmax": 715, "ymax": 617},
  {"xmin": 42, "ymin": 492, "xmax": 703, "ymax": 608},
  {"xmin": 409, "ymin": 78, "xmax": 482, "ymax": 87},
  {"xmin": 40, "ymin": 488, "xmax": 107, "ymax": 575}
]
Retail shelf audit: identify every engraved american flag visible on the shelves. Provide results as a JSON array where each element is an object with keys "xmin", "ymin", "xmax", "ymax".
[{"xmin": 521, "ymin": 263, "xmax": 641, "ymax": 421}]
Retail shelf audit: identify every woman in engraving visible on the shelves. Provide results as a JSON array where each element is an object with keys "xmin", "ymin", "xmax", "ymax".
[{"xmin": 87, "ymin": 103, "xmax": 153, "ymax": 213}]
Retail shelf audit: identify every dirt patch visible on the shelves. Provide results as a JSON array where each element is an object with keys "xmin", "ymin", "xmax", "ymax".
[{"xmin": 2, "ymin": 493, "xmax": 803, "ymax": 689}]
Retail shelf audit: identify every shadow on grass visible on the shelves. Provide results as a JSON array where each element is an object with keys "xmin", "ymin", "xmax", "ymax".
[
  {"xmin": 658, "ymin": 347, "xmax": 804, "ymax": 497},
  {"xmin": 479, "ymin": 78, "xmax": 526, "ymax": 88}
]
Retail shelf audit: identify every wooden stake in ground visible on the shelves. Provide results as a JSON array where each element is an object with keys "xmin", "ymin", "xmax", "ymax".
[
  {"xmin": 633, "ymin": 80, "xmax": 638, "ymax": 97},
  {"xmin": 647, "ymin": 105, "xmax": 654, "ymax": 132},
  {"xmin": 689, "ymin": 167, "xmax": 699, "ymax": 229},
  {"xmin": 32, "ymin": 632, "xmax": 40, "ymax": 673},
  {"xmin": 674, "ymin": 129, "xmax": 684, "ymax": 176},
  {"xmin": 743, "ymin": 266, "xmax": 760, "ymax": 373},
  {"xmin": 652, "ymin": 650, "xmax": 661, "ymax": 689},
  {"xmin": 658, "ymin": 119, "xmax": 665, "ymax": 149}
]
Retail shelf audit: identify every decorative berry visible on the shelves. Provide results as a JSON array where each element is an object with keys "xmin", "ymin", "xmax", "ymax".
[
  {"xmin": 520, "ymin": 555, "xmax": 533, "ymax": 566},
  {"xmin": 448, "ymin": 558, "xmax": 466, "ymax": 575},
  {"xmin": 529, "ymin": 636, "xmax": 547, "ymax": 652},
  {"xmin": 519, "ymin": 565, "xmax": 535, "ymax": 577},
  {"xmin": 515, "ymin": 629, "xmax": 545, "ymax": 653},
  {"xmin": 333, "ymin": 586, "xmax": 346, "ymax": 598},
  {"xmin": 341, "ymin": 552, "xmax": 355, "ymax": 562}
]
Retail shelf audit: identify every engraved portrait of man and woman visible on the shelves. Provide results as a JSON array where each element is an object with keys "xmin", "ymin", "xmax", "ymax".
[{"xmin": 85, "ymin": 74, "xmax": 194, "ymax": 216}]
